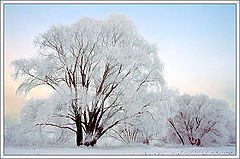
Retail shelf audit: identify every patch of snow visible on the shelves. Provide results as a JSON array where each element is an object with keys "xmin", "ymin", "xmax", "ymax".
[{"xmin": 4, "ymin": 144, "xmax": 236, "ymax": 156}]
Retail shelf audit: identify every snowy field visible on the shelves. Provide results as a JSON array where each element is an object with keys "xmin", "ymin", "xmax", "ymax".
[{"xmin": 5, "ymin": 144, "xmax": 236, "ymax": 156}]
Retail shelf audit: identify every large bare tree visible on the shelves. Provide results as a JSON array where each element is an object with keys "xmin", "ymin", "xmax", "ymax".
[{"xmin": 12, "ymin": 13, "xmax": 164, "ymax": 146}]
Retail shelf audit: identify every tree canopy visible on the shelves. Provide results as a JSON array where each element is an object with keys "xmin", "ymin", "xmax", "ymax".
[{"xmin": 12, "ymin": 13, "xmax": 165, "ymax": 146}]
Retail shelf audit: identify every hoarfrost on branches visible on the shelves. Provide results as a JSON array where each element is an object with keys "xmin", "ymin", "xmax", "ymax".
[
  {"xmin": 9, "ymin": 13, "xmax": 235, "ymax": 148},
  {"xmin": 166, "ymin": 94, "xmax": 235, "ymax": 146},
  {"xmin": 11, "ymin": 13, "xmax": 165, "ymax": 147}
]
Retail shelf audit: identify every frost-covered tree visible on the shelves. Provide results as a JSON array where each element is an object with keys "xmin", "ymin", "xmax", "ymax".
[
  {"xmin": 5, "ymin": 96, "xmax": 76, "ymax": 147},
  {"xmin": 108, "ymin": 86, "xmax": 176, "ymax": 145},
  {"xmin": 167, "ymin": 94, "xmax": 235, "ymax": 146},
  {"xmin": 12, "ymin": 13, "xmax": 165, "ymax": 146}
]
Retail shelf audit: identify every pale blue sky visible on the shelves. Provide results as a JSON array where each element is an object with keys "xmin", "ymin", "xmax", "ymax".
[{"xmin": 4, "ymin": 4, "xmax": 236, "ymax": 122}]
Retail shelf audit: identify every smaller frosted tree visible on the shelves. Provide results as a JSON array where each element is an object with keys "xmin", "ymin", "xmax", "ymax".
[
  {"xmin": 167, "ymin": 94, "xmax": 235, "ymax": 146},
  {"xmin": 5, "ymin": 96, "xmax": 76, "ymax": 147},
  {"xmin": 108, "ymin": 86, "xmax": 176, "ymax": 145}
]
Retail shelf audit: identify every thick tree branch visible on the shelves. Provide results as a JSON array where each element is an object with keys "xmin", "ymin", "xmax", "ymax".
[{"xmin": 35, "ymin": 123, "xmax": 77, "ymax": 133}]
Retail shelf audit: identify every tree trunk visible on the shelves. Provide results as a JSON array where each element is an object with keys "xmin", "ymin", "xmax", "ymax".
[
  {"xmin": 83, "ymin": 125, "xmax": 103, "ymax": 147},
  {"xmin": 168, "ymin": 118, "xmax": 185, "ymax": 145},
  {"xmin": 76, "ymin": 114, "xmax": 83, "ymax": 146},
  {"xmin": 84, "ymin": 138, "xmax": 97, "ymax": 147}
]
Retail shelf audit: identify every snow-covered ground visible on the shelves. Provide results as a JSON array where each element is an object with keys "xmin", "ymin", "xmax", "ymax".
[{"xmin": 4, "ymin": 144, "xmax": 236, "ymax": 156}]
